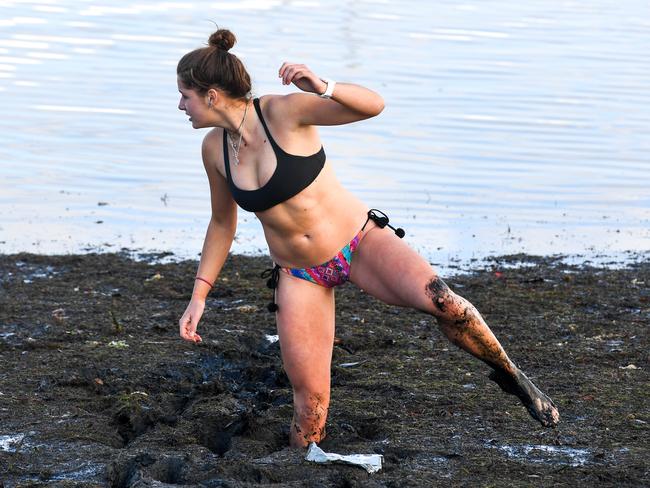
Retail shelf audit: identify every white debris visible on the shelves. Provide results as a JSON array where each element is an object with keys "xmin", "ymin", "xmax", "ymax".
[
  {"xmin": 338, "ymin": 361, "xmax": 366, "ymax": 368},
  {"xmin": 236, "ymin": 305, "xmax": 258, "ymax": 313},
  {"xmin": 0, "ymin": 433, "xmax": 25, "ymax": 453},
  {"xmin": 305, "ymin": 442, "xmax": 383, "ymax": 473},
  {"xmin": 265, "ymin": 334, "xmax": 279, "ymax": 344},
  {"xmin": 619, "ymin": 364, "xmax": 639, "ymax": 370}
]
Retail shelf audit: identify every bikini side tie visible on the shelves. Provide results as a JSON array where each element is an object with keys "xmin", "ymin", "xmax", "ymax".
[
  {"xmin": 261, "ymin": 264, "xmax": 281, "ymax": 312},
  {"xmin": 362, "ymin": 208, "xmax": 405, "ymax": 238}
]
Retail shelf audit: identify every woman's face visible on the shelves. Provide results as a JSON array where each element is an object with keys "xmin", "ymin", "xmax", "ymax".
[{"xmin": 177, "ymin": 78, "xmax": 209, "ymax": 129}]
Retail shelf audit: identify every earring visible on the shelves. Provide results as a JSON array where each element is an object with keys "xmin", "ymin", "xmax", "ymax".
[{"xmin": 208, "ymin": 99, "xmax": 212, "ymax": 108}]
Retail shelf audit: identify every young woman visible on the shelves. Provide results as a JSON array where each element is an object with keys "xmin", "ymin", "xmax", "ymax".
[{"xmin": 177, "ymin": 29, "xmax": 559, "ymax": 448}]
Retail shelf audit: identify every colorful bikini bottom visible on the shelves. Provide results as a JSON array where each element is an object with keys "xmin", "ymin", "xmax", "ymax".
[
  {"xmin": 261, "ymin": 209, "xmax": 404, "ymax": 312},
  {"xmin": 283, "ymin": 230, "xmax": 362, "ymax": 288}
]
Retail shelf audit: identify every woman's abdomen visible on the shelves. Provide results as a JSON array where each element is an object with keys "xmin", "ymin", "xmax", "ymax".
[{"xmin": 261, "ymin": 168, "xmax": 368, "ymax": 267}]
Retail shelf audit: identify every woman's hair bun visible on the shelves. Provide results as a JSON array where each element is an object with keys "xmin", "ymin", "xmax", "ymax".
[{"xmin": 208, "ymin": 29, "xmax": 236, "ymax": 51}]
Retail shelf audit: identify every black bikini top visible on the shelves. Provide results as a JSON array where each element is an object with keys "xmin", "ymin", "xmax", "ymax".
[{"xmin": 223, "ymin": 97, "xmax": 326, "ymax": 212}]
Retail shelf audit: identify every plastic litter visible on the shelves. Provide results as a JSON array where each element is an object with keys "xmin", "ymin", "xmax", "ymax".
[
  {"xmin": 619, "ymin": 364, "xmax": 639, "ymax": 370},
  {"xmin": 305, "ymin": 442, "xmax": 383, "ymax": 473},
  {"xmin": 339, "ymin": 361, "xmax": 364, "ymax": 368}
]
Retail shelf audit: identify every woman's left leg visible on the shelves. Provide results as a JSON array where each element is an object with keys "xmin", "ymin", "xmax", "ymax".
[
  {"xmin": 349, "ymin": 226, "xmax": 560, "ymax": 427},
  {"xmin": 275, "ymin": 271, "xmax": 336, "ymax": 447}
]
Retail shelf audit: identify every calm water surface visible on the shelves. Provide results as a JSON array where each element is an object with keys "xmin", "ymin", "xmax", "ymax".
[{"xmin": 1, "ymin": 0, "xmax": 649, "ymax": 269}]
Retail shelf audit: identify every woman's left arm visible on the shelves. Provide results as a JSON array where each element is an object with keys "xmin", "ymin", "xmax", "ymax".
[{"xmin": 276, "ymin": 62, "xmax": 385, "ymax": 126}]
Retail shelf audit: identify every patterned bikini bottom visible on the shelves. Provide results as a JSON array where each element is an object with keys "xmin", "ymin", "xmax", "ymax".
[
  {"xmin": 261, "ymin": 209, "xmax": 404, "ymax": 312},
  {"xmin": 283, "ymin": 230, "xmax": 362, "ymax": 288}
]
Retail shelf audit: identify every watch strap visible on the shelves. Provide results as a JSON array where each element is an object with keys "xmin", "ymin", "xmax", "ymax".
[{"xmin": 319, "ymin": 78, "xmax": 336, "ymax": 99}]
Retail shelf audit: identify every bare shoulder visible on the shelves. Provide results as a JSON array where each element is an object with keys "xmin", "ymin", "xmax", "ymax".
[
  {"xmin": 258, "ymin": 94, "xmax": 287, "ymax": 118},
  {"xmin": 261, "ymin": 93, "xmax": 319, "ymax": 130},
  {"xmin": 262, "ymin": 92, "xmax": 310, "ymax": 110},
  {"xmin": 264, "ymin": 91, "xmax": 318, "ymax": 111},
  {"xmin": 202, "ymin": 127, "xmax": 226, "ymax": 175},
  {"xmin": 202, "ymin": 127, "xmax": 223, "ymax": 153}
]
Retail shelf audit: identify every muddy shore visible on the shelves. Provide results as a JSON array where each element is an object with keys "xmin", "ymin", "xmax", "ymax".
[{"xmin": 0, "ymin": 252, "xmax": 648, "ymax": 487}]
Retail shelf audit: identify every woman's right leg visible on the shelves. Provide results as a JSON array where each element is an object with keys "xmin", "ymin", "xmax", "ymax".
[
  {"xmin": 349, "ymin": 227, "xmax": 560, "ymax": 427},
  {"xmin": 275, "ymin": 271, "xmax": 336, "ymax": 448}
]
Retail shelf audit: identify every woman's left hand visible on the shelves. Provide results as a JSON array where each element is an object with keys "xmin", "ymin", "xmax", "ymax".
[{"xmin": 278, "ymin": 62, "xmax": 327, "ymax": 95}]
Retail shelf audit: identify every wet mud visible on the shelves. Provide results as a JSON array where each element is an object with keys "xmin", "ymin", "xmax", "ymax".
[{"xmin": 0, "ymin": 252, "xmax": 648, "ymax": 487}]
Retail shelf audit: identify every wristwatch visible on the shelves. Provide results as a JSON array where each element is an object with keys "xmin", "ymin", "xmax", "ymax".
[{"xmin": 319, "ymin": 78, "xmax": 336, "ymax": 99}]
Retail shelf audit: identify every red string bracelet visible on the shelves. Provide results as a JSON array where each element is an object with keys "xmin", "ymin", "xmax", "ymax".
[{"xmin": 195, "ymin": 276, "xmax": 214, "ymax": 289}]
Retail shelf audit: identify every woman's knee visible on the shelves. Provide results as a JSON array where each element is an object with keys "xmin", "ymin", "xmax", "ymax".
[{"xmin": 423, "ymin": 275, "xmax": 472, "ymax": 321}]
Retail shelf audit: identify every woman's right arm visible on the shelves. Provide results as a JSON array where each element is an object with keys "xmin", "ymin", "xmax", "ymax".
[{"xmin": 179, "ymin": 130, "xmax": 237, "ymax": 343}]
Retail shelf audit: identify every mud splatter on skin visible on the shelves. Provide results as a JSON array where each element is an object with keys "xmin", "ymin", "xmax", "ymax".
[
  {"xmin": 488, "ymin": 368, "xmax": 560, "ymax": 427},
  {"xmin": 425, "ymin": 276, "xmax": 451, "ymax": 312},
  {"xmin": 424, "ymin": 276, "xmax": 558, "ymax": 425},
  {"xmin": 290, "ymin": 395, "xmax": 328, "ymax": 445},
  {"xmin": 425, "ymin": 276, "xmax": 508, "ymax": 371}
]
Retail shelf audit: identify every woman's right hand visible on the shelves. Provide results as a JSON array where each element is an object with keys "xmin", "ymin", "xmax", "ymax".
[{"xmin": 179, "ymin": 298, "xmax": 205, "ymax": 343}]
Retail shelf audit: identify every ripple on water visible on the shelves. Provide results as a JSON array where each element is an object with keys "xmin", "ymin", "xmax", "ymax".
[{"xmin": 1, "ymin": 0, "xmax": 649, "ymax": 264}]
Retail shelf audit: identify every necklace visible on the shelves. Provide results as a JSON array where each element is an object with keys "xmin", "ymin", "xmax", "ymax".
[{"xmin": 226, "ymin": 99, "xmax": 250, "ymax": 166}]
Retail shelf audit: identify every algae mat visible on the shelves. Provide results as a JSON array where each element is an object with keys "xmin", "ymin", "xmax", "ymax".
[{"xmin": 0, "ymin": 253, "xmax": 648, "ymax": 487}]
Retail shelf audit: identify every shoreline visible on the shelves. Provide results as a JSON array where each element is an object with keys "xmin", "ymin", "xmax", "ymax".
[
  {"xmin": 1, "ymin": 252, "xmax": 648, "ymax": 486},
  {"xmin": 2, "ymin": 246, "xmax": 649, "ymax": 275}
]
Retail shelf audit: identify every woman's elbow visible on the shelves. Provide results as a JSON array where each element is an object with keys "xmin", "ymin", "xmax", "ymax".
[
  {"xmin": 210, "ymin": 212, "xmax": 237, "ymax": 237},
  {"xmin": 367, "ymin": 95, "xmax": 385, "ymax": 117}
]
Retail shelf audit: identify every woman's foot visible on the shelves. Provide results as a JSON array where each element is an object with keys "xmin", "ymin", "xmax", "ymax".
[{"xmin": 488, "ymin": 367, "xmax": 560, "ymax": 427}]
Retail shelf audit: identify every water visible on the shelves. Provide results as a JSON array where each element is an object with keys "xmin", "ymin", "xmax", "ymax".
[
  {"xmin": 486, "ymin": 442, "xmax": 594, "ymax": 467},
  {"xmin": 0, "ymin": 431, "xmax": 106, "ymax": 483},
  {"xmin": 1, "ymin": 0, "xmax": 649, "ymax": 269},
  {"xmin": 0, "ymin": 432, "xmax": 25, "ymax": 452}
]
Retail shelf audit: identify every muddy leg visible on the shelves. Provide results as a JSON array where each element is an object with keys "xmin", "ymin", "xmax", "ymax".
[
  {"xmin": 290, "ymin": 391, "xmax": 329, "ymax": 448},
  {"xmin": 426, "ymin": 276, "xmax": 560, "ymax": 427},
  {"xmin": 349, "ymin": 226, "xmax": 560, "ymax": 427}
]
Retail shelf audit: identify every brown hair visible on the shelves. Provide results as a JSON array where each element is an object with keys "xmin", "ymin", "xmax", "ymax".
[{"xmin": 177, "ymin": 29, "xmax": 251, "ymax": 98}]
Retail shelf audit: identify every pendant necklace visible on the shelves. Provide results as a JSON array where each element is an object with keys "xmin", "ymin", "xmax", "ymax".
[{"xmin": 227, "ymin": 99, "xmax": 250, "ymax": 166}]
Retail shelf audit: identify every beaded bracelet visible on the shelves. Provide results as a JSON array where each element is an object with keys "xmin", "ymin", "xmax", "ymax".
[{"xmin": 195, "ymin": 276, "xmax": 214, "ymax": 288}]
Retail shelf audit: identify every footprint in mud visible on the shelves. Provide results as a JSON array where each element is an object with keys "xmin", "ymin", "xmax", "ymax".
[
  {"xmin": 333, "ymin": 417, "xmax": 386, "ymax": 443},
  {"xmin": 243, "ymin": 415, "xmax": 290, "ymax": 451},
  {"xmin": 112, "ymin": 393, "xmax": 160, "ymax": 445},
  {"xmin": 110, "ymin": 391, "xmax": 186, "ymax": 446},
  {"xmin": 197, "ymin": 414, "xmax": 249, "ymax": 456},
  {"xmin": 147, "ymin": 455, "xmax": 186, "ymax": 484},
  {"xmin": 356, "ymin": 418, "xmax": 385, "ymax": 441},
  {"xmin": 106, "ymin": 453, "xmax": 154, "ymax": 488},
  {"xmin": 107, "ymin": 453, "xmax": 187, "ymax": 487}
]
